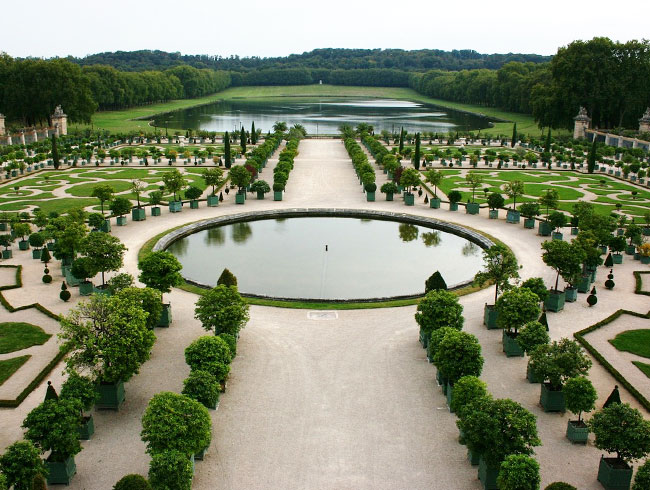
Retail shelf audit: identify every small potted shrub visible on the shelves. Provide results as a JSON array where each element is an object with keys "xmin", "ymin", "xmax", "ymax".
[
  {"xmin": 113, "ymin": 474, "xmax": 152, "ymax": 490},
  {"xmin": 28, "ymin": 232, "xmax": 45, "ymax": 259},
  {"xmin": 149, "ymin": 191, "xmax": 163, "ymax": 216},
  {"xmin": 273, "ymin": 182, "xmax": 284, "ymax": 201},
  {"xmin": 364, "ymin": 182, "xmax": 377, "ymax": 202},
  {"xmin": 450, "ymin": 376, "xmax": 490, "ymax": 462},
  {"xmin": 589, "ymin": 403, "xmax": 650, "ymax": 490},
  {"xmin": 538, "ymin": 189, "xmax": 559, "ymax": 236},
  {"xmin": 608, "ymin": 235, "xmax": 626, "ymax": 264},
  {"xmin": 59, "ymin": 372, "xmax": 99, "ymax": 440},
  {"xmin": 0, "ymin": 234, "xmax": 13, "ymax": 259},
  {"xmin": 448, "ymin": 190, "xmax": 462, "ymax": 211},
  {"xmin": 184, "ymin": 185, "xmax": 203, "ymax": 209},
  {"xmin": 194, "ymin": 284, "xmax": 250, "ymax": 337},
  {"xmin": 503, "ymin": 180, "xmax": 524, "ymax": 223},
  {"xmin": 528, "ymin": 338, "xmax": 592, "ymax": 412},
  {"xmin": 541, "ymin": 240, "xmax": 585, "ymax": 312},
  {"xmin": 162, "ymin": 169, "xmax": 187, "ymax": 212},
  {"xmin": 202, "ymin": 167, "xmax": 224, "ymax": 207},
  {"xmin": 516, "ymin": 321, "xmax": 550, "ymax": 383},
  {"xmin": 138, "ymin": 251, "xmax": 184, "ymax": 327},
  {"xmin": 182, "ymin": 369, "xmax": 220, "ymax": 410},
  {"xmin": 0, "ymin": 440, "xmax": 46, "ymax": 490},
  {"xmin": 633, "ymin": 459, "xmax": 650, "ymax": 490},
  {"xmin": 548, "ymin": 211, "xmax": 567, "ymax": 240},
  {"xmin": 148, "ymin": 451, "xmax": 193, "ymax": 490},
  {"xmin": 415, "ymin": 289, "xmax": 464, "ymax": 349},
  {"xmin": 497, "ymin": 454, "xmax": 540, "ymax": 490},
  {"xmin": 519, "ymin": 202, "xmax": 540, "ymax": 230},
  {"xmin": 474, "ymin": 245, "xmax": 519, "ymax": 329},
  {"xmin": 424, "ymin": 169, "xmax": 442, "ymax": 208},
  {"xmin": 465, "ymin": 172, "xmax": 483, "ymax": 214},
  {"xmin": 250, "ymin": 180, "xmax": 271, "ymax": 200},
  {"xmin": 380, "ymin": 181, "xmax": 398, "ymax": 201},
  {"xmin": 399, "ymin": 168, "xmax": 420, "ymax": 206},
  {"xmin": 130, "ymin": 179, "xmax": 147, "ymax": 221},
  {"xmin": 563, "ymin": 375, "xmax": 597, "ymax": 444},
  {"xmin": 71, "ymin": 257, "xmax": 96, "ymax": 296},
  {"xmin": 110, "ymin": 197, "xmax": 132, "ymax": 226},
  {"xmin": 487, "ymin": 192, "xmax": 504, "ymax": 219},
  {"xmin": 185, "ymin": 336, "xmax": 233, "ymax": 386},
  {"xmin": 495, "ymin": 287, "xmax": 541, "ymax": 357},
  {"xmin": 12, "ymin": 222, "xmax": 31, "ymax": 250}
]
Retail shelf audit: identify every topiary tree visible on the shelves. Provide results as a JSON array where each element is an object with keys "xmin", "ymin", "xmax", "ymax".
[
  {"xmin": 541, "ymin": 240, "xmax": 585, "ymax": 292},
  {"xmin": 115, "ymin": 287, "xmax": 162, "ymax": 331},
  {"xmin": 516, "ymin": 321, "xmax": 550, "ymax": 355},
  {"xmin": 548, "ymin": 211, "xmax": 567, "ymax": 233},
  {"xmin": 113, "ymin": 474, "xmax": 152, "ymax": 490},
  {"xmin": 497, "ymin": 454, "xmax": 540, "ymax": 490},
  {"xmin": 162, "ymin": 169, "xmax": 186, "ymax": 202},
  {"xmin": 229, "ymin": 165, "xmax": 252, "ymax": 193},
  {"xmin": 0, "ymin": 440, "xmax": 47, "ymax": 490},
  {"xmin": 218, "ymin": 333, "xmax": 237, "ymax": 358},
  {"xmin": 487, "ymin": 192, "xmax": 505, "ymax": 210},
  {"xmin": 202, "ymin": 167, "xmax": 224, "ymax": 196},
  {"xmin": 107, "ymin": 272, "xmax": 135, "ymax": 294},
  {"xmin": 495, "ymin": 287, "xmax": 541, "ymax": 334},
  {"xmin": 60, "ymin": 281, "xmax": 71, "ymax": 301},
  {"xmin": 184, "ymin": 336, "xmax": 233, "ymax": 383},
  {"xmin": 60, "ymin": 294, "xmax": 155, "ymax": 384},
  {"xmin": 141, "ymin": 391, "xmax": 212, "ymax": 457},
  {"xmin": 520, "ymin": 277, "xmax": 549, "ymax": 303},
  {"xmin": 182, "ymin": 370, "xmax": 220, "ymax": 409},
  {"xmin": 424, "ymin": 169, "xmax": 443, "ymax": 198},
  {"xmin": 138, "ymin": 251, "xmax": 183, "ymax": 302},
  {"xmin": 633, "ymin": 459, "xmax": 650, "ymax": 490},
  {"xmin": 148, "ymin": 450, "xmax": 193, "ymax": 490},
  {"xmin": 28, "ymin": 232, "xmax": 44, "ymax": 250},
  {"xmin": 184, "ymin": 185, "xmax": 202, "ymax": 202},
  {"xmin": 427, "ymin": 326, "xmax": 458, "ymax": 364},
  {"xmin": 91, "ymin": 184, "xmax": 114, "ymax": 216},
  {"xmin": 563, "ymin": 376, "xmax": 597, "ymax": 423},
  {"xmin": 79, "ymin": 231, "xmax": 126, "ymax": 287},
  {"xmin": 465, "ymin": 172, "xmax": 483, "ymax": 202},
  {"xmin": 528, "ymin": 338, "xmax": 592, "ymax": 390},
  {"xmin": 544, "ymin": 484, "xmax": 577, "ymax": 490},
  {"xmin": 449, "ymin": 375, "xmax": 489, "ymax": 419},
  {"xmin": 39, "ymin": 246, "xmax": 51, "ymax": 265},
  {"xmin": 519, "ymin": 202, "xmax": 540, "ymax": 219},
  {"xmin": 88, "ymin": 212, "xmax": 105, "ymax": 230},
  {"xmin": 399, "ymin": 167, "xmax": 421, "ymax": 193},
  {"xmin": 503, "ymin": 180, "xmax": 525, "ymax": 209},
  {"xmin": 415, "ymin": 289, "xmax": 463, "ymax": 347},
  {"xmin": 110, "ymin": 197, "xmax": 132, "ymax": 219},
  {"xmin": 433, "ymin": 330, "xmax": 483, "ymax": 384},
  {"xmin": 250, "ymin": 180, "xmax": 271, "ymax": 196},
  {"xmin": 447, "ymin": 189, "xmax": 462, "ymax": 204},
  {"xmin": 59, "ymin": 371, "xmax": 98, "ymax": 413},
  {"xmin": 424, "ymin": 270, "xmax": 447, "ymax": 293},
  {"xmin": 474, "ymin": 244, "xmax": 520, "ymax": 303},
  {"xmin": 589, "ymin": 403, "xmax": 650, "ymax": 467},
  {"xmin": 194, "ymin": 284, "xmax": 250, "ymax": 337},
  {"xmin": 217, "ymin": 268, "xmax": 238, "ymax": 287}
]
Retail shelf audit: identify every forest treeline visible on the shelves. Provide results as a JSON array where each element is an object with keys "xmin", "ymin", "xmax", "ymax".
[
  {"xmin": 1, "ymin": 39, "xmax": 648, "ymax": 132},
  {"xmin": 70, "ymin": 48, "xmax": 550, "ymax": 72}
]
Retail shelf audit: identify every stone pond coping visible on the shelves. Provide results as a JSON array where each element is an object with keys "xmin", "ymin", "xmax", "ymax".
[{"xmin": 152, "ymin": 208, "xmax": 495, "ymax": 303}]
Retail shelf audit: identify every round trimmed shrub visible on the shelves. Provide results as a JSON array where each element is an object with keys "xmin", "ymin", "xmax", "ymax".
[
  {"xmin": 185, "ymin": 336, "xmax": 232, "ymax": 383},
  {"xmin": 633, "ymin": 459, "xmax": 650, "ymax": 490},
  {"xmin": 415, "ymin": 289, "xmax": 464, "ymax": 338},
  {"xmin": 544, "ymin": 484, "xmax": 577, "ymax": 490},
  {"xmin": 148, "ymin": 451, "xmax": 192, "ymax": 490},
  {"xmin": 497, "ymin": 454, "xmax": 540, "ymax": 490},
  {"xmin": 113, "ymin": 474, "xmax": 152, "ymax": 490},
  {"xmin": 217, "ymin": 333, "xmax": 237, "ymax": 358},
  {"xmin": 182, "ymin": 370, "xmax": 220, "ymax": 409}
]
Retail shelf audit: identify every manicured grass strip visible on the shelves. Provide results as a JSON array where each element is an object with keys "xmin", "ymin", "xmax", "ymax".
[
  {"xmin": 35, "ymin": 198, "xmax": 99, "ymax": 215},
  {"xmin": 610, "ymin": 329, "xmax": 650, "ymax": 359},
  {"xmin": 0, "ymin": 322, "xmax": 51, "ymax": 354},
  {"xmin": 574, "ymin": 309, "xmax": 650, "ymax": 413},
  {"xmin": 633, "ymin": 361, "xmax": 650, "ymax": 379},
  {"xmin": 0, "ymin": 355, "xmax": 30, "ymax": 386},
  {"xmin": 66, "ymin": 180, "xmax": 132, "ymax": 197},
  {"xmin": 634, "ymin": 271, "xmax": 650, "ymax": 296}
]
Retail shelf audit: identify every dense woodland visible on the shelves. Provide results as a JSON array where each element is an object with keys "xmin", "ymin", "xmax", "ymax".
[{"xmin": 1, "ymin": 39, "xmax": 648, "ymax": 132}]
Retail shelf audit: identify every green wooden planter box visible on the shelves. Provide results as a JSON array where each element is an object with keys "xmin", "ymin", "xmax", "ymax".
[
  {"xmin": 274, "ymin": 191, "xmax": 283, "ymax": 201},
  {"xmin": 97, "ymin": 380, "xmax": 125, "ymax": 410},
  {"xmin": 566, "ymin": 420, "xmax": 589, "ymax": 444},
  {"xmin": 449, "ymin": 202, "xmax": 459, "ymax": 211},
  {"xmin": 625, "ymin": 245, "xmax": 636, "ymax": 255},
  {"xmin": 466, "ymin": 202, "xmax": 480, "ymax": 214},
  {"xmin": 540, "ymin": 383, "xmax": 566, "ymax": 412},
  {"xmin": 18, "ymin": 240, "xmax": 29, "ymax": 250},
  {"xmin": 0, "ymin": 223, "xmax": 6, "ymax": 231},
  {"xmin": 577, "ymin": 275, "xmax": 591, "ymax": 293},
  {"xmin": 483, "ymin": 304, "xmax": 498, "ymax": 329},
  {"xmin": 190, "ymin": 200, "xmax": 199, "ymax": 209},
  {"xmin": 571, "ymin": 227, "xmax": 579, "ymax": 235},
  {"xmin": 597, "ymin": 457, "xmax": 633, "ymax": 490},
  {"xmin": 468, "ymin": 448, "xmax": 480, "ymax": 466},
  {"xmin": 612, "ymin": 254, "xmax": 623, "ymax": 264},
  {"xmin": 207, "ymin": 195, "xmax": 219, "ymax": 207},
  {"xmin": 93, "ymin": 285, "xmax": 111, "ymax": 296},
  {"xmin": 488, "ymin": 209, "xmax": 498, "ymax": 219},
  {"xmin": 506, "ymin": 210, "xmax": 520, "ymax": 224},
  {"xmin": 430, "ymin": 198, "xmax": 440, "ymax": 208},
  {"xmin": 46, "ymin": 455, "xmax": 76, "ymax": 485},
  {"xmin": 32, "ymin": 248, "xmax": 42, "ymax": 259},
  {"xmin": 235, "ymin": 192, "xmax": 246, "ymax": 204},
  {"xmin": 78, "ymin": 281, "xmax": 93, "ymax": 296},
  {"xmin": 524, "ymin": 218, "xmax": 535, "ymax": 229},
  {"xmin": 545, "ymin": 290, "xmax": 565, "ymax": 312},
  {"xmin": 419, "ymin": 328, "xmax": 428, "ymax": 349},
  {"xmin": 366, "ymin": 191, "xmax": 375, "ymax": 202},
  {"xmin": 65, "ymin": 271, "xmax": 81, "ymax": 287},
  {"xmin": 642, "ymin": 256, "xmax": 650, "ymax": 264},
  {"xmin": 502, "ymin": 330, "xmax": 524, "ymax": 357},
  {"xmin": 552, "ymin": 232, "xmax": 563, "ymax": 241},
  {"xmin": 404, "ymin": 193, "xmax": 415, "ymax": 206},
  {"xmin": 478, "ymin": 456, "xmax": 499, "ymax": 490},
  {"xmin": 1, "ymin": 249, "xmax": 12, "ymax": 259},
  {"xmin": 195, "ymin": 444, "xmax": 209, "ymax": 461},
  {"xmin": 527, "ymin": 362, "xmax": 542, "ymax": 383},
  {"xmin": 169, "ymin": 201, "xmax": 182, "ymax": 213},
  {"xmin": 132, "ymin": 207, "xmax": 146, "ymax": 221},
  {"xmin": 116, "ymin": 216, "xmax": 127, "ymax": 226},
  {"xmin": 256, "ymin": 191, "xmax": 266, "ymax": 200},
  {"xmin": 385, "ymin": 193, "xmax": 394, "ymax": 201},
  {"xmin": 78, "ymin": 414, "xmax": 95, "ymax": 440},
  {"xmin": 446, "ymin": 382, "xmax": 454, "ymax": 412},
  {"xmin": 157, "ymin": 303, "xmax": 172, "ymax": 327},
  {"xmin": 100, "ymin": 219, "xmax": 111, "ymax": 232},
  {"xmin": 564, "ymin": 287, "xmax": 578, "ymax": 302},
  {"xmin": 539, "ymin": 221, "xmax": 552, "ymax": 236},
  {"xmin": 151, "ymin": 206, "xmax": 161, "ymax": 216}
]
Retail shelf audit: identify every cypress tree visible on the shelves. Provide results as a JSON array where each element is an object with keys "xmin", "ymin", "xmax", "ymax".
[
  {"xmin": 511, "ymin": 123, "xmax": 517, "ymax": 148},
  {"xmin": 413, "ymin": 132, "xmax": 421, "ymax": 170},
  {"xmin": 545, "ymin": 129, "xmax": 552, "ymax": 152},
  {"xmin": 224, "ymin": 131, "xmax": 231, "ymax": 168},
  {"xmin": 251, "ymin": 121, "xmax": 257, "ymax": 144},
  {"xmin": 240, "ymin": 127, "xmax": 246, "ymax": 154},
  {"xmin": 587, "ymin": 140, "xmax": 597, "ymax": 174},
  {"xmin": 51, "ymin": 134, "xmax": 59, "ymax": 169},
  {"xmin": 398, "ymin": 127, "xmax": 404, "ymax": 153}
]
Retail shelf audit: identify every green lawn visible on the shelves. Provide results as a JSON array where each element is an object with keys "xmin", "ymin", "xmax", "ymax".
[
  {"xmin": 0, "ymin": 355, "xmax": 30, "ymax": 386},
  {"xmin": 72, "ymin": 85, "xmax": 550, "ymax": 137},
  {"xmin": 633, "ymin": 361, "xmax": 650, "ymax": 379},
  {"xmin": 610, "ymin": 329, "xmax": 650, "ymax": 358},
  {"xmin": 0, "ymin": 322, "xmax": 51, "ymax": 354},
  {"xmin": 66, "ymin": 180, "xmax": 133, "ymax": 197}
]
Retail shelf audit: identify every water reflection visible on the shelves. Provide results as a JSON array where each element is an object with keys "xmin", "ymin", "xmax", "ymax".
[
  {"xmin": 421, "ymin": 231, "xmax": 441, "ymax": 247},
  {"xmin": 399, "ymin": 224, "xmax": 419, "ymax": 242},
  {"xmin": 462, "ymin": 242, "xmax": 480, "ymax": 256},
  {"xmin": 205, "ymin": 227, "xmax": 225, "ymax": 245},
  {"xmin": 232, "ymin": 222, "xmax": 252, "ymax": 244}
]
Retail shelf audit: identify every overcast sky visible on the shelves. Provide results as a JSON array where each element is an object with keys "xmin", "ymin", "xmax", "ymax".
[{"xmin": 3, "ymin": 0, "xmax": 649, "ymax": 59}]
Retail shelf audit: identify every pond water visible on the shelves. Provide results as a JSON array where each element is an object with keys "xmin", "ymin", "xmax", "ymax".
[
  {"xmin": 167, "ymin": 217, "xmax": 485, "ymax": 300},
  {"xmin": 151, "ymin": 97, "xmax": 491, "ymax": 135}
]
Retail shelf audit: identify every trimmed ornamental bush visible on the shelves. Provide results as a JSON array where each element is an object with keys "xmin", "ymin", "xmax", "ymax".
[
  {"xmin": 22, "ymin": 398, "xmax": 83, "ymax": 462},
  {"xmin": 182, "ymin": 370, "xmax": 220, "ymax": 409},
  {"xmin": 544, "ymin": 483, "xmax": 577, "ymax": 490},
  {"xmin": 474, "ymin": 244, "xmax": 520, "ymax": 303},
  {"xmin": 116, "ymin": 287, "xmax": 163, "ymax": 331},
  {"xmin": 0, "ymin": 440, "xmax": 46, "ymax": 490},
  {"xmin": 380, "ymin": 181, "xmax": 398, "ymax": 195},
  {"xmin": 88, "ymin": 212, "xmax": 105, "ymax": 230},
  {"xmin": 495, "ymin": 287, "xmax": 541, "ymax": 333},
  {"xmin": 184, "ymin": 185, "xmax": 202, "ymax": 201},
  {"xmin": 39, "ymin": 246, "xmax": 51, "ymax": 264},
  {"xmin": 60, "ymin": 282, "xmax": 71, "ymax": 301},
  {"xmin": 433, "ymin": 330, "xmax": 484, "ymax": 384},
  {"xmin": 520, "ymin": 277, "xmax": 549, "ymax": 303},
  {"xmin": 217, "ymin": 268, "xmax": 238, "ymax": 288},
  {"xmin": 79, "ymin": 232, "xmax": 127, "ymax": 287},
  {"xmin": 41, "ymin": 267, "xmax": 52, "ymax": 283},
  {"xmin": 519, "ymin": 202, "xmax": 540, "ymax": 219},
  {"xmin": 148, "ymin": 450, "xmax": 193, "ymax": 490},
  {"xmin": 427, "ymin": 326, "xmax": 459, "ymax": 362},
  {"xmin": 194, "ymin": 285, "xmax": 250, "ymax": 337},
  {"xmin": 449, "ymin": 375, "xmax": 489, "ymax": 418},
  {"xmin": 447, "ymin": 190, "xmax": 462, "ymax": 204},
  {"xmin": 28, "ymin": 232, "xmax": 45, "ymax": 249},
  {"xmin": 59, "ymin": 372, "xmax": 98, "ymax": 411},
  {"xmin": 415, "ymin": 289, "xmax": 464, "ymax": 337},
  {"xmin": 109, "ymin": 197, "xmax": 133, "ymax": 219},
  {"xmin": 633, "ymin": 459, "xmax": 650, "ymax": 490},
  {"xmin": 528, "ymin": 338, "xmax": 592, "ymax": 390},
  {"xmin": 218, "ymin": 333, "xmax": 237, "ymax": 358},
  {"xmin": 71, "ymin": 256, "xmax": 95, "ymax": 283},
  {"xmin": 541, "ymin": 240, "xmax": 585, "ymax": 291},
  {"xmin": 424, "ymin": 271, "xmax": 447, "ymax": 293},
  {"xmin": 497, "ymin": 454, "xmax": 541, "ymax": 490},
  {"xmin": 107, "ymin": 273, "xmax": 135, "ymax": 294},
  {"xmin": 487, "ymin": 192, "xmax": 505, "ymax": 210},
  {"xmin": 516, "ymin": 321, "xmax": 550, "ymax": 355},
  {"xmin": 589, "ymin": 403, "xmax": 650, "ymax": 466},
  {"xmin": 563, "ymin": 376, "xmax": 597, "ymax": 424},
  {"xmin": 138, "ymin": 251, "xmax": 184, "ymax": 301},
  {"xmin": 185, "ymin": 336, "xmax": 233, "ymax": 383},
  {"xmin": 113, "ymin": 474, "xmax": 152, "ymax": 490},
  {"xmin": 141, "ymin": 391, "xmax": 212, "ymax": 456}
]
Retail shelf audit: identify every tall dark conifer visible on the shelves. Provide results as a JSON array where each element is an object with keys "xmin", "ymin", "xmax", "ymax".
[
  {"xmin": 240, "ymin": 127, "xmax": 246, "ymax": 154},
  {"xmin": 224, "ymin": 131, "xmax": 232, "ymax": 168},
  {"xmin": 545, "ymin": 129, "xmax": 552, "ymax": 152},
  {"xmin": 51, "ymin": 134, "xmax": 60, "ymax": 169},
  {"xmin": 398, "ymin": 127, "xmax": 404, "ymax": 153},
  {"xmin": 413, "ymin": 132, "xmax": 421, "ymax": 170},
  {"xmin": 511, "ymin": 123, "xmax": 517, "ymax": 148},
  {"xmin": 587, "ymin": 140, "xmax": 597, "ymax": 174},
  {"xmin": 251, "ymin": 121, "xmax": 257, "ymax": 144}
]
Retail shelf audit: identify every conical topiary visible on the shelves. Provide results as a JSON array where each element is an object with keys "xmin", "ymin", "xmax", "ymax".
[
  {"xmin": 40, "ymin": 246, "xmax": 51, "ymax": 264},
  {"xmin": 587, "ymin": 286, "xmax": 598, "ymax": 306},
  {"xmin": 604, "ymin": 252, "xmax": 614, "ymax": 268},
  {"xmin": 425, "ymin": 271, "xmax": 448, "ymax": 293},
  {"xmin": 60, "ymin": 281, "xmax": 71, "ymax": 302},
  {"xmin": 44, "ymin": 380, "xmax": 58, "ymax": 401},
  {"xmin": 603, "ymin": 385, "xmax": 621, "ymax": 408},
  {"xmin": 42, "ymin": 267, "xmax": 52, "ymax": 284},
  {"xmin": 424, "ymin": 195, "xmax": 429, "ymax": 204},
  {"xmin": 539, "ymin": 311, "xmax": 549, "ymax": 332},
  {"xmin": 605, "ymin": 269, "xmax": 615, "ymax": 290},
  {"xmin": 217, "ymin": 268, "xmax": 238, "ymax": 288}
]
